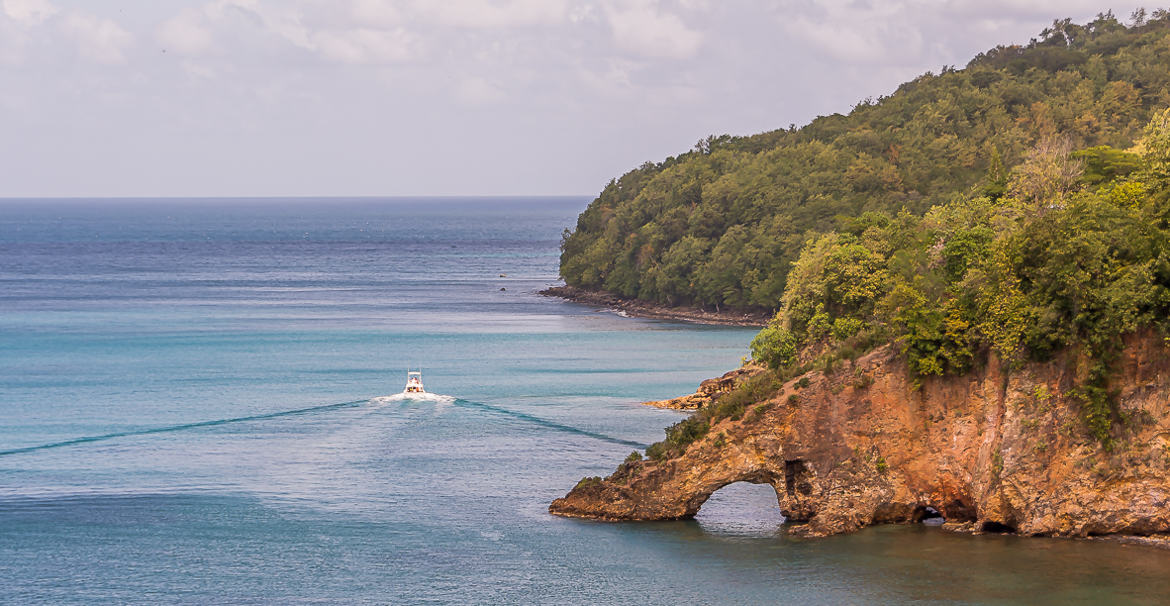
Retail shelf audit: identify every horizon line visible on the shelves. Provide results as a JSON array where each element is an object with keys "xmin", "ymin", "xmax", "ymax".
[{"xmin": 0, "ymin": 194, "xmax": 594, "ymax": 202}]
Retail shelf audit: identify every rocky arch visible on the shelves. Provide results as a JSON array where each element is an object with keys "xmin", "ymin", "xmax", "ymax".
[{"xmin": 550, "ymin": 437, "xmax": 793, "ymax": 521}]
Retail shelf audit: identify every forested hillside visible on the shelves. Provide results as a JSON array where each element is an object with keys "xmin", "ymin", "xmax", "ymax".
[{"xmin": 559, "ymin": 11, "xmax": 1170, "ymax": 311}]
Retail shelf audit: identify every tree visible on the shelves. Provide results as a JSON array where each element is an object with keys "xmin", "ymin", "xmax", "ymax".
[{"xmin": 1007, "ymin": 136, "xmax": 1085, "ymax": 204}]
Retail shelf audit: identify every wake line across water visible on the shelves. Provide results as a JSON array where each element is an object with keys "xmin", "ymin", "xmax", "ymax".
[
  {"xmin": 0, "ymin": 399, "xmax": 367, "ymax": 458},
  {"xmin": 452, "ymin": 398, "xmax": 649, "ymax": 450},
  {"xmin": 0, "ymin": 395, "xmax": 651, "ymax": 459}
]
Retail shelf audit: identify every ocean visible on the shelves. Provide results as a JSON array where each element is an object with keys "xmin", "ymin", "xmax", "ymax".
[{"xmin": 1, "ymin": 197, "xmax": 1168, "ymax": 605}]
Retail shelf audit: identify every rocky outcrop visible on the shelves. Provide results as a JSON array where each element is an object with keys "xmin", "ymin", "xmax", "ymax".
[
  {"xmin": 551, "ymin": 334, "xmax": 1170, "ymax": 538},
  {"xmin": 643, "ymin": 365, "xmax": 764, "ymax": 409}
]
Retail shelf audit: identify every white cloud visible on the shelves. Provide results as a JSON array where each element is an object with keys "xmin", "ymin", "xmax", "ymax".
[
  {"xmin": 156, "ymin": 0, "xmax": 416, "ymax": 65},
  {"xmin": 455, "ymin": 75, "xmax": 507, "ymax": 105},
  {"xmin": 60, "ymin": 11, "xmax": 133, "ymax": 65},
  {"xmin": 603, "ymin": 0, "xmax": 703, "ymax": 60},
  {"xmin": 779, "ymin": 2, "xmax": 926, "ymax": 65},
  {"xmin": 312, "ymin": 27, "xmax": 414, "ymax": 64},
  {"xmin": 0, "ymin": 0, "xmax": 1154, "ymax": 197},
  {"xmin": 157, "ymin": 8, "xmax": 216, "ymax": 56},
  {"xmin": 350, "ymin": 0, "xmax": 402, "ymax": 27},
  {"xmin": 411, "ymin": 0, "xmax": 569, "ymax": 29},
  {"xmin": 1, "ymin": 0, "xmax": 56, "ymax": 25}
]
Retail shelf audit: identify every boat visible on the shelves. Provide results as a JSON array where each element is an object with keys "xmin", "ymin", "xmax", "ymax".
[{"xmin": 403, "ymin": 370, "xmax": 426, "ymax": 394}]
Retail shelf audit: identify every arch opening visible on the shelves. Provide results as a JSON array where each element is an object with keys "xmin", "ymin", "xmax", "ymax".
[
  {"xmin": 694, "ymin": 481, "xmax": 786, "ymax": 535},
  {"xmin": 912, "ymin": 505, "xmax": 946, "ymax": 526}
]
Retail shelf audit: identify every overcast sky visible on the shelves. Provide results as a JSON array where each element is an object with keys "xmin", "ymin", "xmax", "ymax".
[{"xmin": 0, "ymin": 0, "xmax": 1154, "ymax": 198}]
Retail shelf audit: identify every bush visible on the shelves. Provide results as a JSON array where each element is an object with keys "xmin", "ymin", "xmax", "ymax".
[
  {"xmin": 574, "ymin": 476, "xmax": 603, "ymax": 490},
  {"xmin": 852, "ymin": 373, "xmax": 875, "ymax": 389},
  {"xmin": 750, "ymin": 322, "xmax": 798, "ymax": 369}
]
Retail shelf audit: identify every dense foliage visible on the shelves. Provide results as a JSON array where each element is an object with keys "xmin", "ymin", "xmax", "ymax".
[
  {"xmin": 749, "ymin": 108, "xmax": 1170, "ymax": 447},
  {"xmin": 560, "ymin": 12, "xmax": 1170, "ymax": 312}
]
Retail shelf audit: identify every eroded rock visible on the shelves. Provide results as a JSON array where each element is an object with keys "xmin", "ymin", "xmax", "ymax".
[{"xmin": 550, "ymin": 334, "xmax": 1170, "ymax": 539}]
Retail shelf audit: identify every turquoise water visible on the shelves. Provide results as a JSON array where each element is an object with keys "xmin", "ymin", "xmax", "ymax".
[{"xmin": 2, "ymin": 198, "xmax": 1168, "ymax": 604}]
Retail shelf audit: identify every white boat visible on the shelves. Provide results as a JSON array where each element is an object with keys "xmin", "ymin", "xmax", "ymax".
[{"xmin": 403, "ymin": 370, "xmax": 426, "ymax": 394}]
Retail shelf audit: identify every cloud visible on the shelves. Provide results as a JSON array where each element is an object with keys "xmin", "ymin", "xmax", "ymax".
[
  {"xmin": 0, "ymin": 0, "xmax": 1154, "ymax": 197},
  {"xmin": 157, "ymin": 8, "xmax": 216, "ymax": 56},
  {"xmin": 156, "ymin": 0, "xmax": 416, "ymax": 65},
  {"xmin": 60, "ymin": 12, "xmax": 133, "ymax": 65},
  {"xmin": 603, "ymin": 0, "xmax": 703, "ymax": 60},
  {"xmin": 312, "ymin": 27, "xmax": 415, "ymax": 64},
  {"xmin": 779, "ymin": 2, "xmax": 927, "ymax": 65},
  {"xmin": 411, "ymin": 0, "xmax": 569, "ymax": 29},
  {"xmin": 2, "ymin": 0, "xmax": 133, "ymax": 67},
  {"xmin": 455, "ymin": 75, "xmax": 507, "ymax": 105},
  {"xmin": 774, "ymin": 0, "xmax": 1150, "ymax": 68},
  {"xmin": 1, "ymin": 0, "xmax": 56, "ymax": 26},
  {"xmin": 350, "ymin": 0, "xmax": 402, "ymax": 27}
]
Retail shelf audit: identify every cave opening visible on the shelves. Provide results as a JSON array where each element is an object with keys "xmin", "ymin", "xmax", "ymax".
[
  {"xmin": 981, "ymin": 521, "xmax": 1016, "ymax": 533},
  {"xmin": 784, "ymin": 460, "xmax": 812, "ymax": 497}
]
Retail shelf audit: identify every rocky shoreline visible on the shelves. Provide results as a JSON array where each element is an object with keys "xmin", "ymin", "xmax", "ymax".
[
  {"xmin": 551, "ymin": 334, "xmax": 1170, "ymax": 543},
  {"xmin": 538, "ymin": 285, "xmax": 770, "ymax": 327},
  {"xmin": 642, "ymin": 366, "xmax": 765, "ymax": 409}
]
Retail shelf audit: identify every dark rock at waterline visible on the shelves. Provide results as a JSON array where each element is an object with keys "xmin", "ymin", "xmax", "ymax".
[{"xmin": 539, "ymin": 285, "xmax": 769, "ymax": 327}]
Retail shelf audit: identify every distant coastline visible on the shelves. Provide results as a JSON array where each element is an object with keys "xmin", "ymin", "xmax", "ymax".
[{"xmin": 539, "ymin": 285, "xmax": 769, "ymax": 327}]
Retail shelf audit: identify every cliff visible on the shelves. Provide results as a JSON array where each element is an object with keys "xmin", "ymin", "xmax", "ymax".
[{"xmin": 550, "ymin": 334, "xmax": 1170, "ymax": 539}]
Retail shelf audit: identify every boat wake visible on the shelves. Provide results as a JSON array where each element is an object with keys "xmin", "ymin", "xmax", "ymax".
[
  {"xmin": 0, "ymin": 394, "xmax": 645, "ymax": 459},
  {"xmin": 369, "ymin": 393, "xmax": 456, "ymax": 405},
  {"xmin": 0, "ymin": 399, "xmax": 367, "ymax": 458},
  {"xmin": 370, "ymin": 395, "xmax": 649, "ymax": 449}
]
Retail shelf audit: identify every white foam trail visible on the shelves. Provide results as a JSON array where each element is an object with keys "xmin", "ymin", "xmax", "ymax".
[{"xmin": 368, "ymin": 393, "xmax": 456, "ymax": 405}]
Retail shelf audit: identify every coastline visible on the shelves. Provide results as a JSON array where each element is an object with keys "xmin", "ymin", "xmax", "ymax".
[{"xmin": 539, "ymin": 285, "xmax": 770, "ymax": 327}]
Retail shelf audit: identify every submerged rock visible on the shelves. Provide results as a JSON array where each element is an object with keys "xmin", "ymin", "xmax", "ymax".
[{"xmin": 551, "ymin": 334, "xmax": 1170, "ymax": 539}]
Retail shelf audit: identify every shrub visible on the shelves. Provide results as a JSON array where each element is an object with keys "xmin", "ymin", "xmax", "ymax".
[
  {"xmin": 832, "ymin": 317, "xmax": 866, "ymax": 340},
  {"xmin": 574, "ymin": 476, "xmax": 603, "ymax": 490},
  {"xmin": 750, "ymin": 322, "xmax": 798, "ymax": 369},
  {"xmin": 852, "ymin": 373, "xmax": 875, "ymax": 389}
]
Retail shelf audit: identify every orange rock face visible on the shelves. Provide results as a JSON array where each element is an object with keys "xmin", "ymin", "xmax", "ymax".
[{"xmin": 550, "ymin": 335, "xmax": 1170, "ymax": 538}]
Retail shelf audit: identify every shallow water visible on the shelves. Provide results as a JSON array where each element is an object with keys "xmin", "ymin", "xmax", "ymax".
[{"xmin": 1, "ymin": 198, "xmax": 1168, "ymax": 604}]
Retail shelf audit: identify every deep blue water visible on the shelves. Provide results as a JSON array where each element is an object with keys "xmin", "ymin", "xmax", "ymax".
[{"xmin": 2, "ymin": 198, "xmax": 1169, "ymax": 605}]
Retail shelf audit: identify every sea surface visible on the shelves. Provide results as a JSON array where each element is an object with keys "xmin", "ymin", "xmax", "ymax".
[{"xmin": 1, "ymin": 197, "xmax": 1168, "ymax": 605}]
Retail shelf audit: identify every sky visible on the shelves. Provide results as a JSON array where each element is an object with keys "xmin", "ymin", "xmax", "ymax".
[{"xmin": 0, "ymin": 0, "xmax": 1155, "ymax": 198}]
